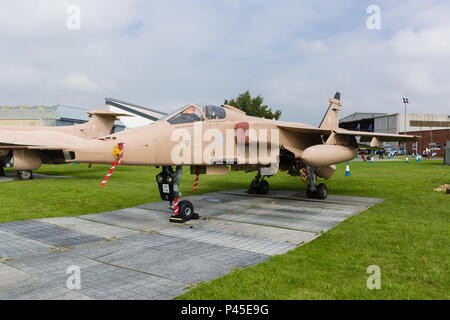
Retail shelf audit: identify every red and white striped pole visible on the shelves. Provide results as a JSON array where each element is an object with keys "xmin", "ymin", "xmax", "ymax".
[
  {"xmin": 100, "ymin": 143, "xmax": 124, "ymax": 187},
  {"xmin": 173, "ymin": 198, "xmax": 179, "ymax": 215},
  {"xmin": 100, "ymin": 160, "xmax": 117, "ymax": 187},
  {"xmin": 117, "ymin": 142, "xmax": 124, "ymax": 166},
  {"xmin": 301, "ymin": 167, "xmax": 306, "ymax": 182},
  {"xmin": 193, "ymin": 172, "xmax": 199, "ymax": 191}
]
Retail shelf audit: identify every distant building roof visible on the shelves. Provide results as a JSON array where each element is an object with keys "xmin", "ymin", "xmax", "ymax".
[
  {"xmin": 340, "ymin": 112, "xmax": 388, "ymax": 123},
  {"xmin": 0, "ymin": 104, "xmax": 125, "ymax": 127},
  {"xmin": 0, "ymin": 105, "xmax": 59, "ymax": 120},
  {"xmin": 54, "ymin": 104, "xmax": 91, "ymax": 121}
]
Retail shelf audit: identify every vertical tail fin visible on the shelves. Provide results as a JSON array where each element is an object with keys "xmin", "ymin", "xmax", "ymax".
[
  {"xmin": 74, "ymin": 110, "xmax": 128, "ymax": 138},
  {"xmin": 319, "ymin": 92, "xmax": 341, "ymax": 130}
]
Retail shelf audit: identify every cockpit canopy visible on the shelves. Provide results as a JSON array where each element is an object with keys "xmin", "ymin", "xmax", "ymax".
[
  {"xmin": 162, "ymin": 104, "xmax": 227, "ymax": 125},
  {"xmin": 203, "ymin": 105, "xmax": 226, "ymax": 120}
]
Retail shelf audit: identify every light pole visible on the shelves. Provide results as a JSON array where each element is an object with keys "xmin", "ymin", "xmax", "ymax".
[
  {"xmin": 402, "ymin": 97, "xmax": 409, "ymax": 134},
  {"xmin": 402, "ymin": 97, "xmax": 409, "ymax": 155}
]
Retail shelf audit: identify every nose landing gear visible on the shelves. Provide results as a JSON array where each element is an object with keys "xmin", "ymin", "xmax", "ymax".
[{"xmin": 156, "ymin": 166, "xmax": 199, "ymax": 223}]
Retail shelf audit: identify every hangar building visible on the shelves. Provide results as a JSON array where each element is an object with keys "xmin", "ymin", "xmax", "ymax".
[
  {"xmin": 0, "ymin": 105, "xmax": 126, "ymax": 132},
  {"xmin": 340, "ymin": 113, "xmax": 450, "ymax": 156},
  {"xmin": 0, "ymin": 99, "xmax": 167, "ymax": 132}
]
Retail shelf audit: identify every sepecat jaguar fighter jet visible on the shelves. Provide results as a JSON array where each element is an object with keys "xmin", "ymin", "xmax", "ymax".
[{"xmin": 0, "ymin": 92, "xmax": 418, "ymax": 222}]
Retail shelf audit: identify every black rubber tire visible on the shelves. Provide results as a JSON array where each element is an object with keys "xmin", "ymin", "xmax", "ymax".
[
  {"xmin": 178, "ymin": 200, "xmax": 194, "ymax": 221},
  {"xmin": 257, "ymin": 180, "xmax": 269, "ymax": 195},
  {"xmin": 306, "ymin": 188, "xmax": 316, "ymax": 199},
  {"xmin": 17, "ymin": 170, "xmax": 33, "ymax": 180},
  {"xmin": 316, "ymin": 183, "xmax": 328, "ymax": 200}
]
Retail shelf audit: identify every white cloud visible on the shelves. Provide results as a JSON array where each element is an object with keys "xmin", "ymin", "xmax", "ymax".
[
  {"xmin": 61, "ymin": 73, "xmax": 115, "ymax": 93},
  {"xmin": 0, "ymin": 1, "xmax": 448, "ymax": 123}
]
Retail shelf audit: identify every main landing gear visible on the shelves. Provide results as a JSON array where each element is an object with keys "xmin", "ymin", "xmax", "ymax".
[
  {"xmin": 17, "ymin": 170, "xmax": 33, "ymax": 180},
  {"xmin": 248, "ymin": 173, "xmax": 269, "ymax": 195},
  {"xmin": 303, "ymin": 166, "xmax": 328, "ymax": 200},
  {"xmin": 156, "ymin": 166, "xmax": 199, "ymax": 223}
]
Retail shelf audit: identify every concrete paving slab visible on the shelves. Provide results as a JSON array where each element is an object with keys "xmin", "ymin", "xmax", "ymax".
[
  {"xmin": 0, "ymin": 230, "xmax": 53, "ymax": 259},
  {"xmin": 0, "ymin": 172, "xmax": 73, "ymax": 183},
  {"xmin": 213, "ymin": 212, "xmax": 333, "ymax": 233},
  {"xmin": 186, "ymin": 220, "xmax": 316, "ymax": 245},
  {"xmin": 220, "ymin": 189, "xmax": 384, "ymax": 207},
  {"xmin": 242, "ymin": 206, "xmax": 352, "ymax": 223},
  {"xmin": 80, "ymin": 207, "xmax": 177, "ymax": 233},
  {"xmin": 0, "ymin": 220, "xmax": 103, "ymax": 247},
  {"xmin": 0, "ymin": 262, "xmax": 92, "ymax": 300},
  {"xmin": 120, "ymin": 233, "xmax": 270, "ymax": 267},
  {"xmin": 79, "ymin": 242, "xmax": 233, "ymax": 284},
  {"xmin": 0, "ymin": 189, "xmax": 383, "ymax": 300},
  {"xmin": 6, "ymin": 251, "xmax": 185, "ymax": 300},
  {"xmin": 138, "ymin": 195, "xmax": 246, "ymax": 217},
  {"xmin": 40, "ymin": 217, "xmax": 139, "ymax": 239},
  {"xmin": 159, "ymin": 227, "xmax": 297, "ymax": 256}
]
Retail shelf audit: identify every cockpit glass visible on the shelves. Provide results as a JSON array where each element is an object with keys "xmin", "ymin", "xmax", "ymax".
[
  {"xmin": 158, "ymin": 107, "xmax": 185, "ymax": 122},
  {"xmin": 166, "ymin": 105, "xmax": 203, "ymax": 125},
  {"xmin": 203, "ymin": 105, "xmax": 226, "ymax": 120}
]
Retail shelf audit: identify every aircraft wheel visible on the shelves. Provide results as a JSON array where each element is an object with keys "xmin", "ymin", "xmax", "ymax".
[
  {"xmin": 306, "ymin": 188, "xmax": 316, "ymax": 199},
  {"xmin": 316, "ymin": 183, "xmax": 328, "ymax": 200},
  {"xmin": 17, "ymin": 170, "xmax": 33, "ymax": 180},
  {"xmin": 257, "ymin": 180, "xmax": 269, "ymax": 195},
  {"xmin": 248, "ymin": 184, "xmax": 258, "ymax": 194},
  {"xmin": 178, "ymin": 200, "xmax": 194, "ymax": 221}
]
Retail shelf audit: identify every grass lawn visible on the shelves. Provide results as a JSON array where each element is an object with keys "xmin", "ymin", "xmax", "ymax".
[{"xmin": 1, "ymin": 160, "xmax": 449, "ymax": 299}]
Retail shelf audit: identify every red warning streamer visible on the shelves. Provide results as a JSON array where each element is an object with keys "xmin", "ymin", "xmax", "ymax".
[
  {"xmin": 193, "ymin": 172, "xmax": 199, "ymax": 191},
  {"xmin": 100, "ymin": 160, "xmax": 117, "ymax": 187}
]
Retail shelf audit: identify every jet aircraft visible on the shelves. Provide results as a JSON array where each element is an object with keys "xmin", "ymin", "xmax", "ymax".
[
  {"xmin": 0, "ymin": 93, "xmax": 418, "ymax": 222},
  {"xmin": 0, "ymin": 110, "xmax": 126, "ymax": 179}
]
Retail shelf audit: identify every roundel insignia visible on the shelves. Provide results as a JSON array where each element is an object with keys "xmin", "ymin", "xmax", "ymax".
[{"xmin": 216, "ymin": 134, "xmax": 223, "ymax": 146}]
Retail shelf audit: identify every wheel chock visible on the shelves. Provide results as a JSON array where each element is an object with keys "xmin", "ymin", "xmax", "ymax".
[
  {"xmin": 169, "ymin": 213, "xmax": 200, "ymax": 223},
  {"xmin": 169, "ymin": 216, "xmax": 184, "ymax": 223}
]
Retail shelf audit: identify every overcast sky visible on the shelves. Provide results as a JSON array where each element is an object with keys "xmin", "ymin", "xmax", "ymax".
[{"xmin": 0, "ymin": 1, "xmax": 449, "ymax": 125}]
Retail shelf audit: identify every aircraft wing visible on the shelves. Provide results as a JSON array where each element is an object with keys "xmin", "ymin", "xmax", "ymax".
[
  {"xmin": 275, "ymin": 123, "xmax": 418, "ymax": 152},
  {"xmin": 277, "ymin": 123, "xmax": 332, "ymax": 135},
  {"xmin": 276, "ymin": 123, "xmax": 418, "ymax": 144},
  {"xmin": 334, "ymin": 129, "xmax": 418, "ymax": 143},
  {"xmin": 0, "ymin": 129, "xmax": 72, "ymax": 150}
]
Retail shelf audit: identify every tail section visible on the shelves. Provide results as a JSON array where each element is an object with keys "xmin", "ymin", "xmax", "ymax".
[
  {"xmin": 73, "ymin": 110, "xmax": 129, "ymax": 139},
  {"xmin": 319, "ymin": 92, "xmax": 341, "ymax": 130}
]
